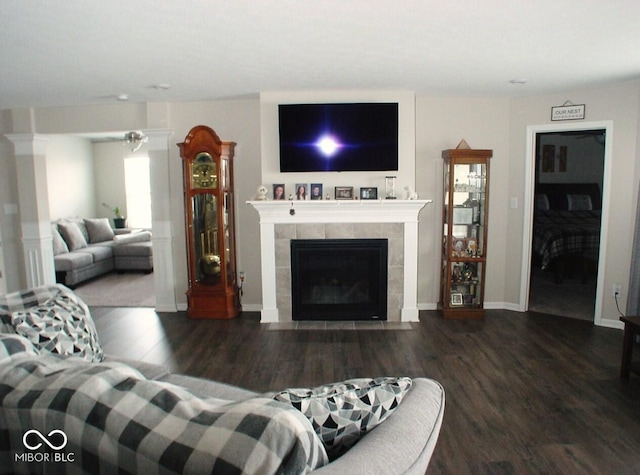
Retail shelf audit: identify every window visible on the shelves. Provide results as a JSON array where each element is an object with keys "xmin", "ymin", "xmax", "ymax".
[{"xmin": 124, "ymin": 155, "xmax": 152, "ymax": 229}]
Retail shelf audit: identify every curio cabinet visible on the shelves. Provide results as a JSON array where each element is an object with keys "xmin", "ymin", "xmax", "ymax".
[{"xmin": 439, "ymin": 148, "xmax": 491, "ymax": 319}]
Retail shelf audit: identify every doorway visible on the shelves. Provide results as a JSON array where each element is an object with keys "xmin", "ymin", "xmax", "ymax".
[{"xmin": 520, "ymin": 121, "xmax": 613, "ymax": 324}]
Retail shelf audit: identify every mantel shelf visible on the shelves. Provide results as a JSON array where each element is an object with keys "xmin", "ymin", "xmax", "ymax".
[{"xmin": 247, "ymin": 199, "xmax": 432, "ymax": 224}]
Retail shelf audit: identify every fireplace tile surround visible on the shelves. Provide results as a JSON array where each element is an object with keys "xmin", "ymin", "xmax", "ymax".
[
  {"xmin": 248, "ymin": 200, "xmax": 431, "ymax": 323},
  {"xmin": 278, "ymin": 224, "xmax": 401, "ymax": 321}
]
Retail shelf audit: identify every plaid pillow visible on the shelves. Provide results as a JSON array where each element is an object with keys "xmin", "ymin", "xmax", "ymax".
[
  {"xmin": 0, "ymin": 355, "xmax": 328, "ymax": 474},
  {"xmin": 0, "ymin": 334, "xmax": 39, "ymax": 364},
  {"xmin": 273, "ymin": 377, "xmax": 413, "ymax": 459}
]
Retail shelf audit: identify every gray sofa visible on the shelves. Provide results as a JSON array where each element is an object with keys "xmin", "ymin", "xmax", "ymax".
[
  {"xmin": 0, "ymin": 284, "xmax": 445, "ymax": 474},
  {"xmin": 52, "ymin": 217, "xmax": 153, "ymax": 287}
]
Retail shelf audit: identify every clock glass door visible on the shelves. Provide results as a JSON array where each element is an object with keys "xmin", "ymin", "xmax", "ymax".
[{"xmin": 192, "ymin": 193, "xmax": 221, "ymax": 285}]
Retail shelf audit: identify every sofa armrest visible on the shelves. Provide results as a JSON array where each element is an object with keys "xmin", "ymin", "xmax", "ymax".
[{"xmin": 312, "ymin": 378, "xmax": 445, "ymax": 474}]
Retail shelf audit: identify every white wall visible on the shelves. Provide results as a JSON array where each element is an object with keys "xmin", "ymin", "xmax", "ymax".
[
  {"xmin": 93, "ymin": 141, "xmax": 129, "ymax": 220},
  {"xmin": 415, "ymin": 96, "xmax": 511, "ymax": 307},
  {"xmin": 537, "ymin": 134, "xmax": 604, "ymax": 188},
  {"xmin": 259, "ymin": 91, "xmax": 416, "ymax": 196},
  {"xmin": 507, "ymin": 80, "xmax": 640, "ymax": 326},
  {"xmin": 168, "ymin": 98, "xmax": 263, "ymax": 309},
  {"xmin": 46, "ymin": 135, "xmax": 96, "ymax": 220}
]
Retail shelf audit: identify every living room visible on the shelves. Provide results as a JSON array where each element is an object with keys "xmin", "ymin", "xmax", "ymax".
[
  {"xmin": 2, "ymin": 2, "xmax": 640, "ymax": 473},
  {"xmin": 2, "ymin": 83, "xmax": 639, "ymax": 331}
]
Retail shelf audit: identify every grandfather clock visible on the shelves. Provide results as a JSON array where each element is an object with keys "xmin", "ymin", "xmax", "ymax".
[{"xmin": 178, "ymin": 125, "xmax": 241, "ymax": 319}]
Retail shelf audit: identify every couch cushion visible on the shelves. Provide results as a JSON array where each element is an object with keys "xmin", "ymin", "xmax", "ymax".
[
  {"xmin": 77, "ymin": 244, "xmax": 114, "ymax": 262},
  {"xmin": 51, "ymin": 223, "xmax": 69, "ymax": 255},
  {"xmin": 54, "ymin": 251, "xmax": 94, "ymax": 271},
  {"xmin": 11, "ymin": 292, "xmax": 103, "ymax": 362},
  {"xmin": 84, "ymin": 217, "xmax": 115, "ymax": 243},
  {"xmin": 113, "ymin": 230, "xmax": 152, "ymax": 244},
  {"xmin": 272, "ymin": 377, "xmax": 412, "ymax": 460},
  {"xmin": 0, "ymin": 356, "xmax": 328, "ymax": 474},
  {"xmin": 57, "ymin": 221, "xmax": 88, "ymax": 251},
  {"xmin": 112, "ymin": 240, "xmax": 153, "ymax": 257}
]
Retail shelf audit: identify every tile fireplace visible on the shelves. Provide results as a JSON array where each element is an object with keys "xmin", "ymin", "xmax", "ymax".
[{"xmin": 247, "ymin": 200, "xmax": 431, "ymax": 323}]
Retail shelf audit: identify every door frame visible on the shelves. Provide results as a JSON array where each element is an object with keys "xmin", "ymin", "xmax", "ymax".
[{"xmin": 519, "ymin": 120, "xmax": 613, "ymax": 325}]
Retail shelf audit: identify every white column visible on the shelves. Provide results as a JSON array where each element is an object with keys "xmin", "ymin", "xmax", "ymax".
[
  {"xmin": 259, "ymin": 221, "xmax": 279, "ymax": 322},
  {"xmin": 401, "ymin": 220, "xmax": 420, "ymax": 322},
  {"xmin": 144, "ymin": 129, "xmax": 177, "ymax": 312},
  {"xmin": 6, "ymin": 134, "xmax": 55, "ymax": 288}
]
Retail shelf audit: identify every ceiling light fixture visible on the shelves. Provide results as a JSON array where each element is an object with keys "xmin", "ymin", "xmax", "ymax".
[
  {"xmin": 152, "ymin": 83, "xmax": 171, "ymax": 90},
  {"xmin": 123, "ymin": 131, "xmax": 148, "ymax": 152},
  {"xmin": 509, "ymin": 79, "xmax": 528, "ymax": 85},
  {"xmin": 116, "ymin": 93, "xmax": 129, "ymax": 101}
]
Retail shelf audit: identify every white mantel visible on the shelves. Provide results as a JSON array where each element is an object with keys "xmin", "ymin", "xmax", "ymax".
[{"xmin": 247, "ymin": 200, "xmax": 431, "ymax": 323}]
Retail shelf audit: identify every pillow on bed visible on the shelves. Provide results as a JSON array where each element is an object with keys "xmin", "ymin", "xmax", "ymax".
[
  {"xmin": 567, "ymin": 194, "xmax": 593, "ymax": 211},
  {"xmin": 535, "ymin": 194, "xmax": 550, "ymax": 211}
]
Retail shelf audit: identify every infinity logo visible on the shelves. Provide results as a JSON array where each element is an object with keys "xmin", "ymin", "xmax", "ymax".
[{"xmin": 23, "ymin": 429, "xmax": 68, "ymax": 451}]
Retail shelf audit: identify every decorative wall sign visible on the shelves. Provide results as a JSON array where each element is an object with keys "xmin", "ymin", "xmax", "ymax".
[{"xmin": 551, "ymin": 103, "xmax": 585, "ymax": 121}]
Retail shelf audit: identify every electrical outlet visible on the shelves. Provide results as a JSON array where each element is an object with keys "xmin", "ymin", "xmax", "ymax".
[{"xmin": 613, "ymin": 283, "xmax": 622, "ymax": 297}]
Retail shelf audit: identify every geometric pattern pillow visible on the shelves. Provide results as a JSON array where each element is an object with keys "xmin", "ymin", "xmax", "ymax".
[
  {"xmin": 272, "ymin": 376, "xmax": 412, "ymax": 460},
  {"xmin": 11, "ymin": 294, "xmax": 103, "ymax": 362}
]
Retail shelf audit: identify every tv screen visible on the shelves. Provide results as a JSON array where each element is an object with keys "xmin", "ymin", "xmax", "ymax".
[{"xmin": 278, "ymin": 102, "xmax": 399, "ymax": 172}]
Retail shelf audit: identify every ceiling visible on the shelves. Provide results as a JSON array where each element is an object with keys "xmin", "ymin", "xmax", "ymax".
[{"xmin": 2, "ymin": 0, "xmax": 640, "ymax": 110}]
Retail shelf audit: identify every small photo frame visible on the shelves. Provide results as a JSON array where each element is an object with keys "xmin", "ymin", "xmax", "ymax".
[
  {"xmin": 451, "ymin": 237, "xmax": 467, "ymax": 257},
  {"xmin": 295, "ymin": 183, "xmax": 308, "ymax": 200},
  {"xmin": 453, "ymin": 206, "xmax": 473, "ymax": 224},
  {"xmin": 310, "ymin": 183, "xmax": 323, "ymax": 200},
  {"xmin": 360, "ymin": 187, "xmax": 378, "ymax": 200},
  {"xmin": 273, "ymin": 184, "xmax": 285, "ymax": 200},
  {"xmin": 450, "ymin": 292, "xmax": 464, "ymax": 306},
  {"xmin": 335, "ymin": 186, "xmax": 354, "ymax": 200}
]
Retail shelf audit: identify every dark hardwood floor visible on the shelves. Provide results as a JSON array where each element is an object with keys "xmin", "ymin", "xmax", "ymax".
[{"xmin": 91, "ymin": 307, "xmax": 640, "ymax": 474}]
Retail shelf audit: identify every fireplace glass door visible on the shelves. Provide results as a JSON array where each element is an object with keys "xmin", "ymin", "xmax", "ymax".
[{"xmin": 290, "ymin": 239, "xmax": 388, "ymax": 321}]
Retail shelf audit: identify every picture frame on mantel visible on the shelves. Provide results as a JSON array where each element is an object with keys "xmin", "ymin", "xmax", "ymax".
[
  {"xmin": 335, "ymin": 186, "xmax": 354, "ymax": 200},
  {"xmin": 310, "ymin": 183, "xmax": 323, "ymax": 200},
  {"xmin": 360, "ymin": 187, "xmax": 378, "ymax": 200}
]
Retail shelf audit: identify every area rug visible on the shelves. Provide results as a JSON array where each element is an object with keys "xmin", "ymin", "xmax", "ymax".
[{"xmin": 73, "ymin": 271, "xmax": 155, "ymax": 307}]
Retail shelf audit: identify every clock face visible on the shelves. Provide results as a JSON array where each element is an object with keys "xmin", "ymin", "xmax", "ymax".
[{"xmin": 191, "ymin": 153, "xmax": 218, "ymax": 189}]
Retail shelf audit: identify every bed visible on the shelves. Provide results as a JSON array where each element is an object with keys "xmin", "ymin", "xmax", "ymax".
[{"xmin": 533, "ymin": 183, "xmax": 602, "ymax": 283}]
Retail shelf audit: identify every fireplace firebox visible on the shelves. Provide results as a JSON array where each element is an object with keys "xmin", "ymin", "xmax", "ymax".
[{"xmin": 290, "ymin": 239, "xmax": 388, "ymax": 321}]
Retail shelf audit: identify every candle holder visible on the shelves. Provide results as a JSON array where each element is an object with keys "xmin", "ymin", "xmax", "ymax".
[{"xmin": 385, "ymin": 176, "xmax": 397, "ymax": 199}]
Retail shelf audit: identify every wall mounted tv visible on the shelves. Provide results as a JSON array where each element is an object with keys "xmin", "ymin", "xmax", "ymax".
[{"xmin": 278, "ymin": 102, "xmax": 399, "ymax": 172}]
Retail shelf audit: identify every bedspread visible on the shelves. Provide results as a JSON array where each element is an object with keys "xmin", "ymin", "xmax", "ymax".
[{"xmin": 533, "ymin": 210, "xmax": 601, "ymax": 269}]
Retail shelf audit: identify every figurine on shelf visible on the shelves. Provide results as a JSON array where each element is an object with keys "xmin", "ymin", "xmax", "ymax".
[
  {"xmin": 254, "ymin": 185, "xmax": 268, "ymax": 200},
  {"xmin": 404, "ymin": 186, "xmax": 418, "ymax": 200}
]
